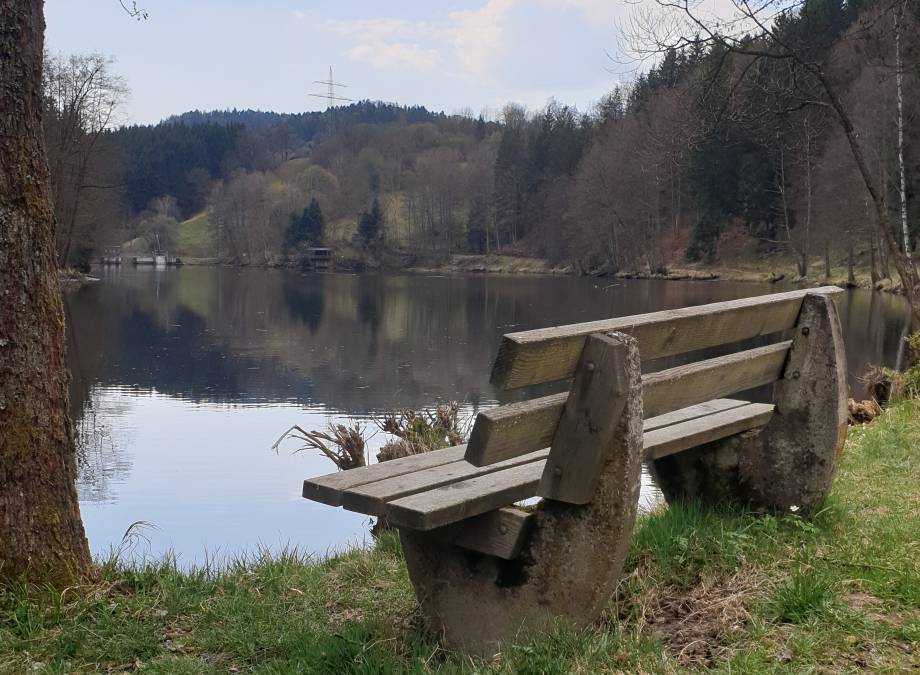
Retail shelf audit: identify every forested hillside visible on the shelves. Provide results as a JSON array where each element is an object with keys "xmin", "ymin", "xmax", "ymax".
[{"xmin": 48, "ymin": 0, "xmax": 919, "ymax": 288}]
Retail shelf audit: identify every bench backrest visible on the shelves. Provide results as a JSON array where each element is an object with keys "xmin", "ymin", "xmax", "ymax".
[{"xmin": 463, "ymin": 287, "xmax": 844, "ymax": 474}]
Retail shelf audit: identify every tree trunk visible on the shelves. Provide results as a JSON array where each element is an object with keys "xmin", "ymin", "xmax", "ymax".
[
  {"xmin": 870, "ymin": 235, "xmax": 880, "ymax": 284},
  {"xmin": 824, "ymin": 240, "xmax": 831, "ymax": 281},
  {"xmin": 847, "ymin": 238, "xmax": 856, "ymax": 287},
  {"xmin": 895, "ymin": 0, "xmax": 913, "ymax": 268},
  {"xmin": 0, "ymin": 0, "xmax": 91, "ymax": 585},
  {"xmin": 801, "ymin": 117, "xmax": 813, "ymax": 280},
  {"xmin": 776, "ymin": 143, "xmax": 805, "ymax": 277},
  {"xmin": 816, "ymin": 68, "xmax": 920, "ymax": 319},
  {"xmin": 877, "ymin": 220, "xmax": 889, "ymax": 280},
  {"xmin": 59, "ymin": 156, "xmax": 89, "ymax": 268}
]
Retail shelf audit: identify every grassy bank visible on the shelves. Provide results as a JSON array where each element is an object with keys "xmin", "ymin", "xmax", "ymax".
[
  {"xmin": 142, "ymin": 204, "xmax": 894, "ymax": 292},
  {"xmin": 173, "ymin": 213, "xmax": 217, "ymax": 259},
  {"xmin": 154, "ymin": 221, "xmax": 899, "ymax": 295},
  {"xmin": 2, "ymin": 404, "xmax": 918, "ymax": 673}
]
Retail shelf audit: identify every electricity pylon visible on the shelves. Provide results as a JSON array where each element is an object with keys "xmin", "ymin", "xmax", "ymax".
[
  {"xmin": 310, "ymin": 66, "xmax": 352, "ymax": 108},
  {"xmin": 310, "ymin": 66, "xmax": 352, "ymax": 132}
]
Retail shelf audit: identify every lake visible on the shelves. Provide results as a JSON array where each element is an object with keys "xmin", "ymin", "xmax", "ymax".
[{"xmin": 65, "ymin": 267, "xmax": 912, "ymax": 565}]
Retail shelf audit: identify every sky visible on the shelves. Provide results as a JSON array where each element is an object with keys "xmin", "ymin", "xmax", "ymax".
[{"xmin": 44, "ymin": 0, "xmax": 646, "ymax": 125}]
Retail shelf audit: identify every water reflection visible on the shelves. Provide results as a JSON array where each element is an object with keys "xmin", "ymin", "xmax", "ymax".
[
  {"xmin": 65, "ymin": 267, "xmax": 913, "ymax": 562},
  {"xmin": 74, "ymin": 389, "xmax": 134, "ymax": 505}
]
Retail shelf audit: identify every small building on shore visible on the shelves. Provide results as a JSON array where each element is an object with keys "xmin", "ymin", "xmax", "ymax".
[
  {"xmin": 100, "ymin": 246, "xmax": 122, "ymax": 265},
  {"xmin": 305, "ymin": 248, "xmax": 332, "ymax": 272},
  {"xmin": 132, "ymin": 253, "xmax": 182, "ymax": 267}
]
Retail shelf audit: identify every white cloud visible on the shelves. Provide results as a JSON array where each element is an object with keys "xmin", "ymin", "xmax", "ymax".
[
  {"xmin": 448, "ymin": 0, "xmax": 517, "ymax": 79},
  {"xmin": 324, "ymin": 17, "xmax": 443, "ymax": 42},
  {"xmin": 321, "ymin": 0, "xmax": 517, "ymax": 81},
  {"xmin": 290, "ymin": 9, "xmax": 306, "ymax": 21},
  {"xmin": 346, "ymin": 42, "xmax": 441, "ymax": 73},
  {"xmin": 539, "ymin": 0, "xmax": 621, "ymax": 26}
]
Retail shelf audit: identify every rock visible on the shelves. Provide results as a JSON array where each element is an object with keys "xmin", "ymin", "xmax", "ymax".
[{"xmin": 847, "ymin": 398, "xmax": 881, "ymax": 425}]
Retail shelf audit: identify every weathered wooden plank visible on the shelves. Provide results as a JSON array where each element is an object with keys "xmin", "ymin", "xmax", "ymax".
[
  {"xmin": 467, "ymin": 342, "xmax": 786, "ymax": 466},
  {"xmin": 341, "ymin": 402, "xmax": 764, "ymax": 518},
  {"xmin": 386, "ymin": 462, "xmax": 544, "ymax": 530},
  {"xmin": 302, "ymin": 444, "xmax": 466, "ymax": 506},
  {"xmin": 307, "ymin": 392, "xmax": 768, "ymax": 514},
  {"xmin": 387, "ymin": 402, "xmax": 780, "ymax": 530},
  {"xmin": 642, "ymin": 341, "xmax": 790, "ymax": 418},
  {"xmin": 490, "ymin": 286, "xmax": 842, "ymax": 389},
  {"xmin": 342, "ymin": 448, "xmax": 550, "ymax": 516},
  {"xmin": 643, "ymin": 398, "xmax": 749, "ymax": 432},
  {"xmin": 428, "ymin": 507, "xmax": 534, "ymax": 560},
  {"xmin": 306, "ymin": 400, "xmax": 750, "ymax": 510},
  {"xmin": 643, "ymin": 403, "xmax": 774, "ymax": 460},
  {"xmin": 538, "ymin": 332, "xmax": 633, "ymax": 504},
  {"xmin": 463, "ymin": 392, "xmax": 567, "ymax": 466},
  {"xmin": 334, "ymin": 401, "xmax": 756, "ymax": 517}
]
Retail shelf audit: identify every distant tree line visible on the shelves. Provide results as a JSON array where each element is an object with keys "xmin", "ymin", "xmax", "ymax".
[{"xmin": 46, "ymin": 0, "xmax": 918, "ymax": 304}]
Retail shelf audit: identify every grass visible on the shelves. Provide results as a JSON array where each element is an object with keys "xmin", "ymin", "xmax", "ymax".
[
  {"xmin": 173, "ymin": 212, "xmax": 217, "ymax": 258},
  {"xmin": 1, "ymin": 402, "xmax": 918, "ymax": 673},
  {"xmin": 674, "ymin": 256, "xmax": 884, "ymax": 289}
]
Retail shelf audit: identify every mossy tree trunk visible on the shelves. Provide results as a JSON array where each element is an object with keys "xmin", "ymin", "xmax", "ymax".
[{"xmin": 0, "ymin": 0, "xmax": 91, "ymax": 585}]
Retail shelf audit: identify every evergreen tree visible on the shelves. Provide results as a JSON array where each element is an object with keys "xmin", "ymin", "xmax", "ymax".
[
  {"xmin": 466, "ymin": 194, "xmax": 490, "ymax": 254},
  {"xmin": 494, "ymin": 105, "xmax": 529, "ymax": 244},
  {"xmin": 358, "ymin": 196, "xmax": 382, "ymax": 243},
  {"xmin": 284, "ymin": 197, "xmax": 326, "ymax": 251},
  {"xmin": 303, "ymin": 198, "xmax": 325, "ymax": 245}
]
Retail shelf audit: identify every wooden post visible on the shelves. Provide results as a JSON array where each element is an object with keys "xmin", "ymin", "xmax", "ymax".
[{"xmin": 539, "ymin": 332, "xmax": 630, "ymax": 504}]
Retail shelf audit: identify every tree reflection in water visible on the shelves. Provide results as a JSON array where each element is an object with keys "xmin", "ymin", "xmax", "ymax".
[{"xmin": 63, "ymin": 267, "xmax": 913, "ymax": 561}]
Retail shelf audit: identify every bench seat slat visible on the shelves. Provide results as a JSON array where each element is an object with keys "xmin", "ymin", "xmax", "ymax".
[
  {"xmin": 305, "ymin": 398, "xmax": 752, "ymax": 507},
  {"xmin": 643, "ymin": 402, "xmax": 774, "ymax": 459},
  {"xmin": 387, "ymin": 462, "xmax": 543, "ymax": 531},
  {"xmin": 384, "ymin": 402, "xmax": 775, "ymax": 530},
  {"xmin": 302, "ymin": 444, "xmax": 466, "ymax": 506},
  {"xmin": 491, "ymin": 286, "xmax": 841, "ymax": 389},
  {"xmin": 642, "ymin": 398, "xmax": 749, "ymax": 432},
  {"xmin": 342, "ymin": 448, "xmax": 550, "ymax": 516}
]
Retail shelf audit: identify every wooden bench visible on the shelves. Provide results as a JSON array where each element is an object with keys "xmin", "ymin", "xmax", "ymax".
[{"xmin": 302, "ymin": 287, "xmax": 848, "ymax": 654}]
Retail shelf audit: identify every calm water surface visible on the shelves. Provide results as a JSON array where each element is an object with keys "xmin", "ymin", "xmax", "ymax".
[{"xmin": 65, "ymin": 267, "xmax": 912, "ymax": 564}]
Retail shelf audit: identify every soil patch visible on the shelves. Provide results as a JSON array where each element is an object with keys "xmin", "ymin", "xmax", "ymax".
[{"xmin": 643, "ymin": 572, "xmax": 762, "ymax": 666}]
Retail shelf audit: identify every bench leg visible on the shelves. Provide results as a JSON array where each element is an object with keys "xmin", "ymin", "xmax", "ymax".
[
  {"xmin": 399, "ymin": 333, "xmax": 643, "ymax": 656},
  {"xmin": 651, "ymin": 293, "xmax": 848, "ymax": 515}
]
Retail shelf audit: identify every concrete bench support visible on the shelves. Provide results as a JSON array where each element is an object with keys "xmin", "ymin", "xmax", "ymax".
[
  {"xmin": 399, "ymin": 332, "xmax": 643, "ymax": 655},
  {"xmin": 650, "ymin": 293, "xmax": 848, "ymax": 515}
]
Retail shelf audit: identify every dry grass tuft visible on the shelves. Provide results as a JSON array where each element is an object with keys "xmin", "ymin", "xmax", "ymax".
[
  {"xmin": 274, "ymin": 422, "xmax": 368, "ymax": 470},
  {"xmin": 376, "ymin": 402, "xmax": 468, "ymax": 461},
  {"xmin": 610, "ymin": 560, "xmax": 765, "ymax": 667},
  {"xmin": 642, "ymin": 572, "xmax": 761, "ymax": 666}
]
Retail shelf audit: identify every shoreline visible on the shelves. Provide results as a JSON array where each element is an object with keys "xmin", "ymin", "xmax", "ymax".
[
  {"xmin": 93, "ymin": 253, "xmax": 907, "ymax": 296},
  {"xmin": 404, "ymin": 254, "xmax": 897, "ymax": 292}
]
